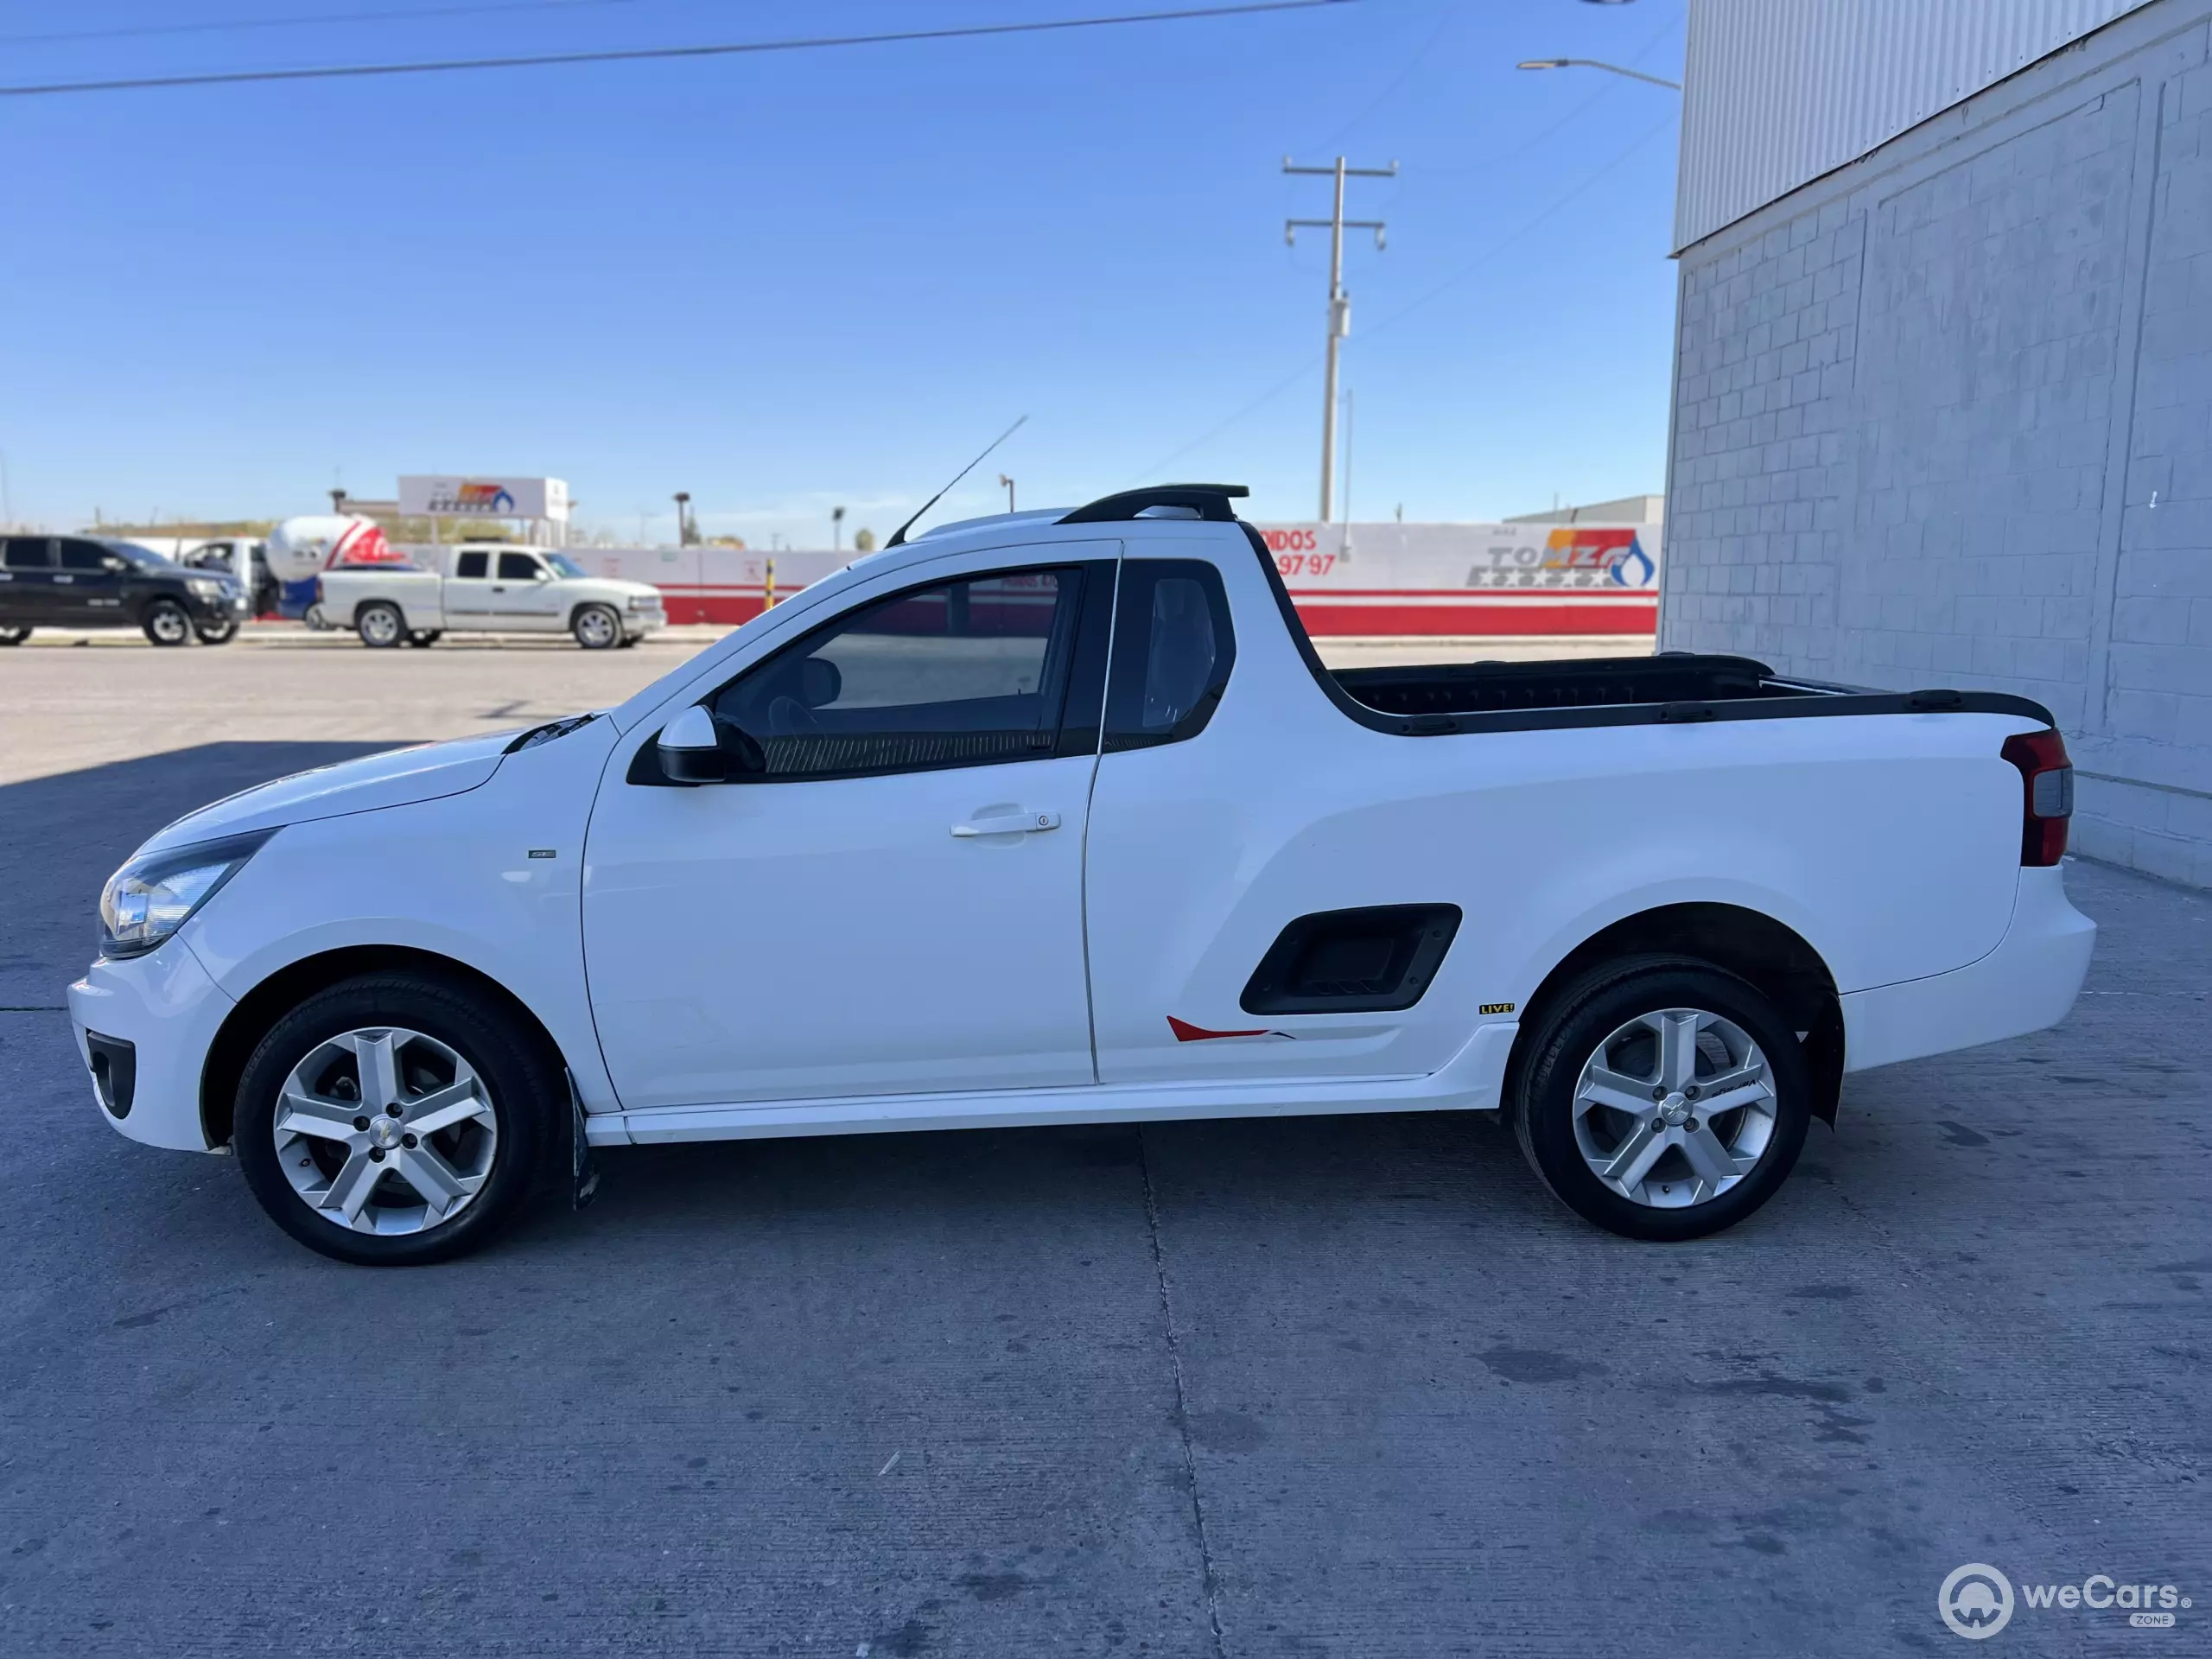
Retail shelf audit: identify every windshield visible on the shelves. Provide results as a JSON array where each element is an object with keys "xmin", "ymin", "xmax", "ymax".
[
  {"xmin": 543, "ymin": 552, "xmax": 586, "ymax": 578},
  {"xmin": 111, "ymin": 543, "xmax": 176, "ymax": 572}
]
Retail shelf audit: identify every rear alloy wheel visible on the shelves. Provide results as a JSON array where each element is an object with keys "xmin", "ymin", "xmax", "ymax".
[
  {"xmin": 356, "ymin": 601, "xmax": 405, "ymax": 648},
  {"xmin": 195, "ymin": 619, "xmax": 238, "ymax": 645},
  {"xmin": 572, "ymin": 604, "xmax": 620, "ymax": 650},
  {"xmin": 1511, "ymin": 957, "xmax": 1812, "ymax": 1241},
  {"xmin": 233, "ymin": 973, "xmax": 558, "ymax": 1265},
  {"xmin": 143, "ymin": 599, "xmax": 193, "ymax": 646},
  {"xmin": 0, "ymin": 624, "xmax": 29, "ymax": 645}
]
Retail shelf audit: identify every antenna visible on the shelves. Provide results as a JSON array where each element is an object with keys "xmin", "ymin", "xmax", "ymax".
[{"xmin": 886, "ymin": 415, "xmax": 1027, "ymax": 547}]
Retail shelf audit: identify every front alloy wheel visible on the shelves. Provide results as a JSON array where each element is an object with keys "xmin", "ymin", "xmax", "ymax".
[
  {"xmin": 234, "ymin": 972, "xmax": 557, "ymax": 1264},
  {"xmin": 143, "ymin": 600, "xmax": 192, "ymax": 646},
  {"xmin": 271, "ymin": 1027, "xmax": 498, "ymax": 1235},
  {"xmin": 572, "ymin": 604, "xmax": 620, "ymax": 650}
]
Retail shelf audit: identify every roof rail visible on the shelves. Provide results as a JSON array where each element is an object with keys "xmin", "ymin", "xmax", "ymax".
[{"xmin": 1057, "ymin": 484, "xmax": 1249, "ymax": 525}]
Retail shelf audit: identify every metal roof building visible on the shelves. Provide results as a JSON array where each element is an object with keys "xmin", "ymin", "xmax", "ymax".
[{"xmin": 1661, "ymin": 0, "xmax": 2212, "ymax": 887}]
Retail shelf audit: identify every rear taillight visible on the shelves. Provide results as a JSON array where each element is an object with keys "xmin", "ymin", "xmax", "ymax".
[{"xmin": 2001, "ymin": 728, "xmax": 2073, "ymax": 867}]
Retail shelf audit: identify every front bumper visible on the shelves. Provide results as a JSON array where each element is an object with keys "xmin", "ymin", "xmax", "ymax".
[
  {"xmin": 67, "ymin": 939, "xmax": 236, "ymax": 1152},
  {"xmin": 182, "ymin": 588, "xmax": 251, "ymax": 624},
  {"xmin": 625, "ymin": 603, "xmax": 665, "ymax": 636},
  {"xmin": 1841, "ymin": 863, "xmax": 2095, "ymax": 1074}
]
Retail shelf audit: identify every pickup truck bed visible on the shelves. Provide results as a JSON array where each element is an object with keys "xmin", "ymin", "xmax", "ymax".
[{"xmin": 1328, "ymin": 652, "xmax": 2049, "ymax": 733}]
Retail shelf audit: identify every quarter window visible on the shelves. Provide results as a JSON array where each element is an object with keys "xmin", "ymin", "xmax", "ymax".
[
  {"xmin": 1103, "ymin": 560, "xmax": 1236, "ymax": 750},
  {"xmin": 709, "ymin": 568, "xmax": 1084, "ymax": 779}
]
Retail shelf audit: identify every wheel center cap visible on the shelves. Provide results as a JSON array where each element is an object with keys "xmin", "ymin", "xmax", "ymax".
[
  {"xmin": 368, "ymin": 1116, "xmax": 404, "ymax": 1150},
  {"xmin": 1656, "ymin": 1094, "xmax": 1690, "ymax": 1127}
]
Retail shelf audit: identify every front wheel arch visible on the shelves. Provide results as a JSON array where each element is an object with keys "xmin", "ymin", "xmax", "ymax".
[{"xmin": 199, "ymin": 945, "xmax": 574, "ymax": 1176}]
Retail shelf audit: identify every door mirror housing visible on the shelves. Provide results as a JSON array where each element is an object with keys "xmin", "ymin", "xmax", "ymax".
[
  {"xmin": 655, "ymin": 706, "xmax": 766, "ymax": 785},
  {"xmin": 658, "ymin": 706, "xmax": 726, "ymax": 785}
]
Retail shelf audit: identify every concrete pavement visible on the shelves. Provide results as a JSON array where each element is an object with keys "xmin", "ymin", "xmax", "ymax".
[{"xmin": 0, "ymin": 659, "xmax": 2203, "ymax": 1656}]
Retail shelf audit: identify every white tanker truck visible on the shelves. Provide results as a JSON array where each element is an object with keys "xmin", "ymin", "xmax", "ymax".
[{"xmin": 263, "ymin": 514, "xmax": 406, "ymax": 628}]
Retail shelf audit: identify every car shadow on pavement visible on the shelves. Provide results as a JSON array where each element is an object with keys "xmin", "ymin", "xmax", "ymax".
[{"xmin": 0, "ymin": 741, "xmax": 411, "ymax": 1007}]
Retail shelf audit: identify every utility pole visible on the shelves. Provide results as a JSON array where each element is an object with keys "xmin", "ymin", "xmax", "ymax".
[{"xmin": 1285, "ymin": 155, "xmax": 1394, "ymax": 521}]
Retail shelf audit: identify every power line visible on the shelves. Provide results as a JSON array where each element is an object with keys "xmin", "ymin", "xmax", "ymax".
[
  {"xmin": 0, "ymin": 0, "xmax": 1356, "ymax": 99},
  {"xmin": 0, "ymin": 0, "xmax": 629, "ymax": 51}
]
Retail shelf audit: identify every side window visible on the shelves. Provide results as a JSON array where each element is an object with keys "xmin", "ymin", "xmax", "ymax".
[
  {"xmin": 454, "ymin": 550, "xmax": 490, "ymax": 579},
  {"xmin": 3, "ymin": 537, "xmax": 53, "ymax": 569},
  {"xmin": 60, "ymin": 540, "xmax": 112, "ymax": 571},
  {"xmin": 1103, "ymin": 560, "xmax": 1236, "ymax": 750},
  {"xmin": 497, "ymin": 552, "xmax": 541, "ymax": 581},
  {"xmin": 709, "ymin": 567, "xmax": 1085, "ymax": 779}
]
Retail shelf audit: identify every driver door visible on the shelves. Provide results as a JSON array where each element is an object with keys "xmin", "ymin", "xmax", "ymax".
[
  {"xmin": 488, "ymin": 550, "xmax": 563, "ymax": 629},
  {"xmin": 582, "ymin": 548, "xmax": 1117, "ymax": 1110}
]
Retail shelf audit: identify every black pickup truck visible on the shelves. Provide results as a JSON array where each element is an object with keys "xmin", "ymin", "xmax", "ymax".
[{"xmin": 0, "ymin": 535, "xmax": 249, "ymax": 646}]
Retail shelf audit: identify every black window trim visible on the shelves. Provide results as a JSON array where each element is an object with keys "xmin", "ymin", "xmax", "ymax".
[
  {"xmin": 1235, "ymin": 522, "xmax": 2057, "ymax": 734},
  {"xmin": 630, "ymin": 557, "xmax": 1115, "ymax": 787}
]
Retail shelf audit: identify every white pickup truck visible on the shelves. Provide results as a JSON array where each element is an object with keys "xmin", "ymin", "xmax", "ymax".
[
  {"xmin": 316, "ymin": 543, "xmax": 665, "ymax": 649},
  {"xmin": 69, "ymin": 486, "xmax": 2094, "ymax": 1265}
]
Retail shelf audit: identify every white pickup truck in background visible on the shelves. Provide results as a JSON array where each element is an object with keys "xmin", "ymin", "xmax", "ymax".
[
  {"xmin": 69, "ymin": 485, "xmax": 2094, "ymax": 1266},
  {"xmin": 316, "ymin": 544, "xmax": 665, "ymax": 649}
]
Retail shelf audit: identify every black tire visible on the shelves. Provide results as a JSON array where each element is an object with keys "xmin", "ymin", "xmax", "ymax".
[
  {"xmin": 1510, "ymin": 955, "xmax": 1812, "ymax": 1242},
  {"xmin": 616, "ymin": 634, "xmax": 639, "ymax": 649},
  {"xmin": 355, "ymin": 601, "xmax": 406, "ymax": 648},
  {"xmin": 0, "ymin": 625, "xmax": 29, "ymax": 645},
  {"xmin": 142, "ymin": 599, "xmax": 193, "ymax": 646},
  {"xmin": 571, "ymin": 603, "xmax": 620, "ymax": 650},
  {"xmin": 233, "ymin": 971, "xmax": 562, "ymax": 1266},
  {"xmin": 408, "ymin": 630, "xmax": 442, "ymax": 647},
  {"xmin": 195, "ymin": 619, "xmax": 238, "ymax": 645}
]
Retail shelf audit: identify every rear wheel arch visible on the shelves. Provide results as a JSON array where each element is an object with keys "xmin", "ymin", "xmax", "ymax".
[
  {"xmin": 199, "ymin": 945, "xmax": 575, "ymax": 1160},
  {"xmin": 1504, "ymin": 903, "xmax": 1844, "ymax": 1126}
]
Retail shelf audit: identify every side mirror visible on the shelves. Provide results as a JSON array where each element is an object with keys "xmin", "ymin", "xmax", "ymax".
[
  {"xmin": 657, "ymin": 706, "xmax": 726, "ymax": 785},
  {"xmin": 655, "ymin": 706, "xmax": 766, "ymax": 785},
  {"xmin": 532, "ymin": 566, "xmax": 553, "ymax": 582}
]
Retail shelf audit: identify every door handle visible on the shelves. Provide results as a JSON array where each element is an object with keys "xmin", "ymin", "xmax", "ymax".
[{"xmin": 950, "ymin": 810, "xmax": 1061, "ymax": 838}]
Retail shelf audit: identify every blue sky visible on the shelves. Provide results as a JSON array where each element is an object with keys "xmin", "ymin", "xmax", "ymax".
[{"xmin": 0, "ymin": 0, "xmax": 1687, "ymax": 545}]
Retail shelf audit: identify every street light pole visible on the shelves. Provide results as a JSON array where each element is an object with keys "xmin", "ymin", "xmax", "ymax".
[
  {"xmin": 1286, "ymin": 155, "xmax": 1394, "ymax": 521},
  {"xmin": 832, "ymin": 505, "xmax": 846, "ymax": 551},
  {"xmin": 998, "ymin": 474, "xmax": 1016, "ymax": 514},
  {"xmin": 1515, "ymin": 57, "xmax": 1681, "ymax": 90}
]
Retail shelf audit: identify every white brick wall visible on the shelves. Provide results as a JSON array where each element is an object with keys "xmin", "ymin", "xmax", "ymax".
[{"xmin": 1662, "ymin": 0, "xmax": 2212, "ymax": 887}]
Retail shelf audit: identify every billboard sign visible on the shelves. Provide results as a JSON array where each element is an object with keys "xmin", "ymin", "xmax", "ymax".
[
  {"xmin": 1249, "ymin": 520, "xmax": 1662, "ymax": 636},
  {"xmin": 398, "ymin": 475, "xmax": 569, "ymax": 522}
]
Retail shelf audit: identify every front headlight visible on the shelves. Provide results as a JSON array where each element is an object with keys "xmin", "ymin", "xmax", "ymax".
[
  {"xmin": 99, "ymin": 830, "xmax": 274, "ymax": 959},
  {"xmin": 187, "ymin": 576, "xmax": 225, "ymax": 598}
]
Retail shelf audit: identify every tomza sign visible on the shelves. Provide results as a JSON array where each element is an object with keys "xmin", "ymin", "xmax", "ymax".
[{"xmin": 397, "ymin": 475, "xmax": 569, "ymax": 522}]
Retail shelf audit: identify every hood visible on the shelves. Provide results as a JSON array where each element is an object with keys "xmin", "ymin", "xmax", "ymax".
[{"xmin": 137, "ymin": 730, "xmax": 514, "ymax": 856}]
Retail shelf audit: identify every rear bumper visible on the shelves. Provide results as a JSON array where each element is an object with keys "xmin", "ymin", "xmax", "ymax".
[
  {"xmin": 67, "ymin": 939, "xmax": 234, "ymax": 1152},
  {"xmin": 1841, "ymin": 863, "xmax": 2094, "ymax": 1074}
]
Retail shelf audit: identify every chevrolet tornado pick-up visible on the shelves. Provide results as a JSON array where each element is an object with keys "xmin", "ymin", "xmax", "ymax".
[{"xmin": 69, "ymin": 485, "xmax": 2095, "ymax": 1264}]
